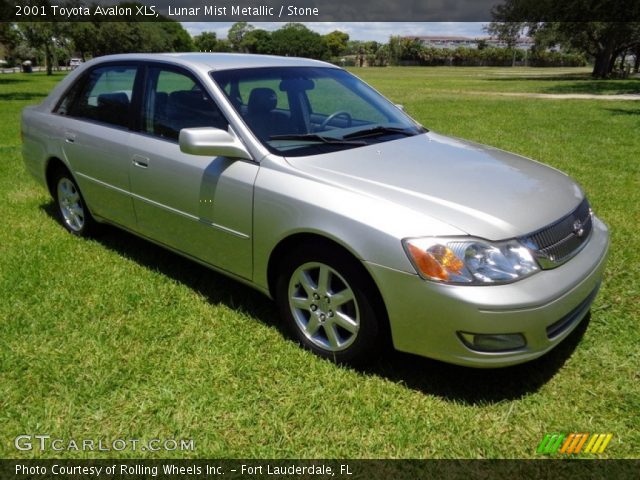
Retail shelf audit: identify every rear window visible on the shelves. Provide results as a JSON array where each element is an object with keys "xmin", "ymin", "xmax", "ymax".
[{"xmin": 66, "ymin": 65, "xmax": 137, "ymax": 128}]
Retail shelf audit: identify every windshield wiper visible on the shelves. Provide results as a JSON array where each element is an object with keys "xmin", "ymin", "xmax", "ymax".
[
  {"xmin": 342, "ymin": 126, "xmax": 426, "ymax": 140},
  {"xmin": 270, "ymin": 133, "xmax": 366, "ymax": 145}
]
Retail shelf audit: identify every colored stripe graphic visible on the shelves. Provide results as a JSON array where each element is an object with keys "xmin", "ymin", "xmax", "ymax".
[
  {"xmin": 539, "ymin": 433, "xmax": 613, "ymax": 455},
  {"xmin": 560, "ymin": 433, "xmax": 589, "ymax": 454},
  {"xmin": 584, "ymin": 433, "xmax": 613, "ymax": 454},
  {"xmin": 536, "ymin": 434, "xmax": 565, "ymax": 454},
  {"xmin": 584, "ymin": 434, "xmax": 598, "ymax": 453},
  {"xmin": 572, "ymin": 433, "xmax": 589, "ymax": 453}
]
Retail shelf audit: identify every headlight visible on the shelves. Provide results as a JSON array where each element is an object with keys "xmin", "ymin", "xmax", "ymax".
[{"xmin": 403, "ymin": 237, "xmax": 539, "ymax": 284}]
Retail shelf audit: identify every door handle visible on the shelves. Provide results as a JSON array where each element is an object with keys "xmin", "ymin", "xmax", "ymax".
[
  {"xmin": 132, "ymin": 154, "xmax": 149, "ymax": 168},
  {"xmin": 64, "ymin": 132, "xmax": 76, "ymax": 143}
]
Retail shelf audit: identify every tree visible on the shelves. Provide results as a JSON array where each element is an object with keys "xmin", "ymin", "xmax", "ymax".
[
  {"xmin": 372, "ymin": 43, "xmax": 390, "ymax": 66},
  {"xmin": 0, "ymin": 22, "xmax": 21, "ymax": 65},
  {"xmin": 270, "ymin": 23, "xmax": 327, "ymax": 59},
  {"xmin": 194, "ymin": 31, "xmax": 231, "ymax": 52},
  {"xmin": 491, "ymin": 1, "xmax": 640, "ymax": 77},
  {"xmin": 533, "ymin": 22, "xmax": 639, "ymax": 77},
  {"xmin": 17, "ymin": 22, "xmax": 65, "ymax": 74},
  {"xmin": 76, "ymin": 19, "xmax": 193, "ymax": 57},
  {"xmin": 240, "ymin": 29, "xmax": 273, "ymax": 54},
  {"xmin": 91, "ymin": 22, "xmax": 163, "ymax": 55},
  {"xmin": 227, "ymin": 22, "xmax": 254, "ymax": 52},
  {"xmin": 486, "ymin": 22, "xmax": 525, "ymax": 49},
  {"xmin": 194, "ymin": 32, "xmax": 218, "ymax": 51},
  {"xmin": 160, "ymin": 21, "xmax": 194, "ymax": 52},
  {"xmin": 632, "ymin": 44, "xmax": 640, "ymax": 73},
  {"xmin": 387, "ymin": 36, "xmax": 402, "ymax": 65},
  {"xmin": 323, "ymin": 30, "xmax": 349, "ymax": 58},
  {"xmin": 387, "ymin": 36, "xmax": 423, "ymax": 63},
  {"xmin": 66, "ymin": 22, "xmax": 98, "ymax": 61}
]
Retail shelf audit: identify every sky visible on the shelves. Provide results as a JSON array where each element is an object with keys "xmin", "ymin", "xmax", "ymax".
[{"xmin": 182, "ymin": 22, "xmax": 488, "ymax": 42}]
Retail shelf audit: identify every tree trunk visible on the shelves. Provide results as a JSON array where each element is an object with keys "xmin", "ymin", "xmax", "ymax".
[
  {"xmin": 592, "ymin": 52, "xmax": 609, "ymax": 78},
  {"xmin": 45, "ymin": 42, "xmax": 53, "ymax": 75},
  {"xmin": 592, "ymin": 45, "xmax": 615, "ymax": 78},
  {"xmin": 591, "ymin": 31, "xmax": 620, "ymax": 79},
  {"xmin": 634, "ymin": 52, "xmax": 640, "ymax": 73},
  {"xmin": 608, "ymin": 52, "xmax": 617, "ymax": 74}
]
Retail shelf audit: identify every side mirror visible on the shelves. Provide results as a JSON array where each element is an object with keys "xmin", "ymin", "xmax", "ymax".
[{"xmin": 179, "ymin": 127, "xmax": 252, "ymax": 160}]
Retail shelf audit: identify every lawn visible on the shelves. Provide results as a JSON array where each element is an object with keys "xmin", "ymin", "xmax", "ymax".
[{"xmin": 1, "ymin": 67, "xmax": 638, "ymax": 459}]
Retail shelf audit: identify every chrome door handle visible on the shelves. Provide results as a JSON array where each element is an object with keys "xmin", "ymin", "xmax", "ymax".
[{"xmin": 132, "ymin": 155, "xmax": 149, "ymax": 168}]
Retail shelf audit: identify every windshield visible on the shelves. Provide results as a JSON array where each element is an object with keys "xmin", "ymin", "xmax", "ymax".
[{"xmin": 210, "ymin": 67, "xmax": 425, "ymax": 157}]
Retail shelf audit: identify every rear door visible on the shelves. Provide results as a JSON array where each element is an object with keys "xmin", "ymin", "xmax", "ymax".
[
  {"xmin": 57, "ymin": 63, "xmax": 139, "ymax": 229},
  {"xmin": 128, "ymin": 65, "xmax": 258, "ymax": 279}
]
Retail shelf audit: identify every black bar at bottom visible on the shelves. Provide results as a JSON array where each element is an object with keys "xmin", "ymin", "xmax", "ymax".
[{"xmin": 1, "ymin": 459, "xmax": 639, "ymax": 480}]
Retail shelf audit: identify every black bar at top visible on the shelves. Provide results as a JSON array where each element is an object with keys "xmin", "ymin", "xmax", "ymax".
[{"xmin": 3, "ymin": 0, "xmax": 640, "ymax": 22}]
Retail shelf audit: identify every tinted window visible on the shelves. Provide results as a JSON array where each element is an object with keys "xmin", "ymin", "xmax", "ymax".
[
  {"xmin": 55, "ymin": 78, "xmax": 85, "ymax": 116},
  {"xmin": 211, "ymin": 67, "xmax": 422, "ymax": 156},
  {"xmin": 307, "ymin": 77, "xmax": 386, "ymax": 123},
  {"xmin": 68, "ymin": 65, "xmax": 137, "ymax": 128},
  {"xmin": 142, "ymin": 67, "xmax": 228, "ymax": 141}
]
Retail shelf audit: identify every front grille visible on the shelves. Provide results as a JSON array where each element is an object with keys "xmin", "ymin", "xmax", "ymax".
[{"xmin": 520, "ymin": 198, "xmax": 593, "ymax": 269}]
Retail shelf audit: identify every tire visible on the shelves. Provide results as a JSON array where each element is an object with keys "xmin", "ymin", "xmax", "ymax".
[
  {"xmin": 51, "ymin": 167, "xmax": 96, "ymax": 237},
  {"xmin": 275, "ymin": 244, "xmax": 385, "ymax": 366}
]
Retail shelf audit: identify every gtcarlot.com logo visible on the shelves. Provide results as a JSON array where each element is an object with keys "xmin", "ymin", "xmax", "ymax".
[
  {"xmin": 537, "ymin": 433, "xmax": 613, "ymax": 455},
  {"xmin": 14, "ymin": 435, "xmax": 195, "ymax": 452}
]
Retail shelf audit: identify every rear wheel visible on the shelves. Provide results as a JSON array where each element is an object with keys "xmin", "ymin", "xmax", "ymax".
[
  {"xmin": 276, "ymin": 245, "xmax": 385, "ymax": 365},
  {"xmin": 51, "ymin": 168, "xmax": 96, "ymax": 237}
]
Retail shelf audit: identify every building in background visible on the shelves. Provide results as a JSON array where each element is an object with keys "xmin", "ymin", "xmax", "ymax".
[{"xmin": 408, "ymin": 36, "xmax": 535, "ymax": 50}]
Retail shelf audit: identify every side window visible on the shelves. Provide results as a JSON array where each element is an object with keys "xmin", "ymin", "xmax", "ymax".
[
  {"xmin": 54, "ymin": 77, "xmax": 85, "ymax": 116},
  {"xmin": 142, "ymin": 67, "xmax": 228, "ymax": 141},
  {"xmin": 68, "ymin": 65, "xmax": 137, "ymax": 128}
]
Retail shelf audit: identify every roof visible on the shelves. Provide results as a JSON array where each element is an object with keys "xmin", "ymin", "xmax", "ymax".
[
  {"xmin": 82, "ymin": 53, "xmax": 334, "ymax": 72},
  {"xmin": 411, "ymin": 36, "xmax": 475, "ymax": 41}
]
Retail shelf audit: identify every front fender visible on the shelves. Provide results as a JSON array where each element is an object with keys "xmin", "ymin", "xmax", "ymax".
[{"xmin": 252, "ymin": 156, "xmax": 465, "ymax": 291}]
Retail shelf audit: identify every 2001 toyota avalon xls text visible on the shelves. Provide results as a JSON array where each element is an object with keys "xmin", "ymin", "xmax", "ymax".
[{"xmin": 22, "ymin": 53, "xmax": 609, "ymax": 367}]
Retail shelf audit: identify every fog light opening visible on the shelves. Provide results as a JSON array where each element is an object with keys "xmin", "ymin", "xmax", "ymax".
[{"xmin": 458, "ymin": 332, "xmax": 526, "ymax": 353}]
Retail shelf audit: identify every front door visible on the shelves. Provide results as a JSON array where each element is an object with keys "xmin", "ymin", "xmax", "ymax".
[{"xmin": 128, "ymin": 66, "xmax": 258, "ymax": 279}]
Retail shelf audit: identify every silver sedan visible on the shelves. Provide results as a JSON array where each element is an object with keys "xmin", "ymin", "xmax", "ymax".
[{"xmin": 22, "ymin": 53, "xmax": 609, "ymax": 367}]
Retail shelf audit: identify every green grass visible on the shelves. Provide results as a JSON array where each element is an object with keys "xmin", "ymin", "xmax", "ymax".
[
  {"xmin": 1, "ymin": 68, "xmax": 639, "ymax": 459},
  {"xmin": 352, "ymin": 66, "xmax": 640, "ymax": 96}
]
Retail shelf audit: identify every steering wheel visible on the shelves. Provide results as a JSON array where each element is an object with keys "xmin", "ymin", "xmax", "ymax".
[{"xmin": 319, "ymin": 111, "xmax": 352, "ymax": 131}]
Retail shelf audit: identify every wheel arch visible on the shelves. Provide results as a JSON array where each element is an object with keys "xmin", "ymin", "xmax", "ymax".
[
  {"xmin": 45, "ymin": 157, "xmax": 99, "ymax": 227},
  {"xmin": 44, "ymin": 156, "xmax": 71, "ymax": 197},
  {"xmin": 266, "ymin": 232, "xmax": 389, "ymax": 323}
]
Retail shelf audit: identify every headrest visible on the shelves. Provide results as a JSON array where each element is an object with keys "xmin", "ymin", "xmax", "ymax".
[
  {"xmin": 97, "ymin": 92, "xmax": 129, "ymax": 107},
  {"xmin": 248, "ymin": 88, "xmax": 277, "ymax": 114},
  {"xmin": 169, "ymin": 90, "xmax": 207, "ymax": 111}
]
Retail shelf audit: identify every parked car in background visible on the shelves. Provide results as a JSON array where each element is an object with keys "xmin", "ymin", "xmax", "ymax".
[
  {"xmin": 69, "ymin": 58, "xmax": 83, "ymax": 69},
  {"xmin": 21, "ymin": 53, "xmax": 609, "ymax": 367}
]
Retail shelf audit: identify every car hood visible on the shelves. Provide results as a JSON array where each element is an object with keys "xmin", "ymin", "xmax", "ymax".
[{"xmin": 285, "ymin": 132, "xmax": 584, "ymax": 240}]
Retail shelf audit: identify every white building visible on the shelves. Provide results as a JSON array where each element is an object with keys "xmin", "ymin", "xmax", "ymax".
[{"xmin": 408, "ymin": 36, "xmax": 534, "ymax": 50}]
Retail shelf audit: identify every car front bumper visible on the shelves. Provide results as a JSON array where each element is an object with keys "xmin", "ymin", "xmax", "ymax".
[{"xmin": 366, "ymin": 216, "xmax": 610, "ymax": 368}]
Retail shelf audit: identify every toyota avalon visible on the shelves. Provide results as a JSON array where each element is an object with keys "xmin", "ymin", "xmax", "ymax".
[{"xmin": 22, "ymin": 53, "xmax": 609, "ymax": 367}]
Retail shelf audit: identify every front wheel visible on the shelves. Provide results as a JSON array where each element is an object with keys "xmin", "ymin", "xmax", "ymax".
[{"xmin": 276, "ymin": 246, "xmax": 385, "ymax": 365}]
